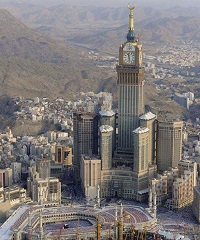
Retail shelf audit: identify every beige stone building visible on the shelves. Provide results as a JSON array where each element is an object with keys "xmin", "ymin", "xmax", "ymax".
[
  {"xmin": 149, "ymin": 160, "xmax": 197, "ymax": 209},
  {"xmin": 27, "ymin": 162, "xmax": 61, "ymax": 206},
  {"xmin": 99, "ymin": 125, "xmax": 113, "ymax": 170},
  {"xmin": 80, "ymin": 155, "xmax": 101, "ymax": 199},
  {"xmin": 99, "ymin": 110, "xmax": 116, "ymax": 155},
  {"xmin": 0, "ymin": 187, "xmax": 4, "ymax": 202},
  {"xmin": 0, "ymin": 168, "xmax": 13, "ymax": 188},
  {"xmin": 4, "ymin": 185, "xmax": 26, "ymax": 204},
  {"xmin": 10, "ymin": 162, "xmax": 21, "ymax": 183},
  {"xmin": 133, "ymin": 127, "xmax": 149, "ymax": 173},
  {"xmin": 36, "ymin": 158, "xmax": 51, "ymax": 179},
  {"xmin": 157, "ymin": 121, "xmax": 183, "ymax": 172},
  {"xmin": 178, "ymin": 159, "xmax": 197, "ymax": 185},
  {"xmin": 53, "ymin": 144, "xmax": 72, "ymax": 167},
  {"xmin": 171, "ymin": 170, "xmax": 194, "ymax": 209},
  {"xmin": 100, "ymin": 168, "xmax": 156, "ymax": 201},
  {"xmin": 150, "ymin": 168, "xmax": 179, "ymax": 206},
  {"xmin": 29, "ymin": 177, "xmax": 61, "ymax": 206},
  {"xmin": 139, "ymin": 112, "xmax": 157, "ymax": 165}
]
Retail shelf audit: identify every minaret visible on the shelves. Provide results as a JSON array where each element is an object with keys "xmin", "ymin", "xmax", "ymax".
[
  {"xmin": 39, "ymin": 210, "xmax": 44, "ymax": 240},
  {"xmin": 117, "ymin": 3, "xmax": 144, "ymax": 155},
  {"xmin": 115, "ymin": 206, "xmax": 118, "ymax": 239},
  {"xmin": 96, "ymin": 215, "xmax": 101, "ymax": 240},
  {"xmin": 86, "ymin": 185, "xmax": 89, "ymax": 205},
  {"xmin": 153, "ymin": 192, "xmax": 157, "ymax": 219},
  {"xmin": 28, "ymin": 211, "xmax": 32, "ymax": 238},
  {"xmin": 149, "ymin": 188, "xmax": 153, "ymax": 211},
  {"xmin": 97, "ymin": 185, "xmax": 100, "ymax": 208},
  {"xmin": 118, "ymin": 203, "xmax": 124, "ymax": 240},
  {"xmin": 39, "ymin": 185, "xmax": 43, "ymax": 205}
]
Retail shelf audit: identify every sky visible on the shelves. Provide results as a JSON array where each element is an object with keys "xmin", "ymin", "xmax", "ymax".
[{"xmin": 2, "ymin": 0, "xmax": 200, "ymax": 9}]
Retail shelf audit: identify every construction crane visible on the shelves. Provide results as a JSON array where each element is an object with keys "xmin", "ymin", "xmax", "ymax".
[
  {"xmin": 136, "ymin": 226, "xmax": 147, "ymax": 240},
  {"xmin": 76, "ymin": 217, "xmax": 80, "ymax": 240},
  {"xmin": 117, "ymin": 219, "xmax": 123, "ymax": 240},
  {"xmin": 96, "ymin": 215, "xmax": 101, "ymax": 240},
  {"xmin": 131, "ymin": 225, "xmax": 135, "ymax": 240}
]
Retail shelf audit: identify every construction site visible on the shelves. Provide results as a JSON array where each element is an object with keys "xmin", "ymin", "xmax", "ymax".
[{"xmin": 0, "ymin": 201, "xmax": 199, "ymax": 240}]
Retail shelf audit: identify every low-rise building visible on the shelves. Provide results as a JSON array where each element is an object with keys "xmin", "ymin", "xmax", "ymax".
[{"xmin": 149, "ymin": 160, "xmax": 197, "ymax": 209}]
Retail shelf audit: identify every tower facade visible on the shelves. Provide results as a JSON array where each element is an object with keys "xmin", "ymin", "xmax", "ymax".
[
  {"xmin": 99, "ymin": 125, "xmax": 113, "ymax": 170},
  {"xmin": 157, "ymin": 121, "xmax": 183, "ymax": 172},
  {"xmin": 133, "ymin": 127, "xmax": 149, "ymax": 173},
  {"xmin": 116, "ymin": 4, "xmax": 144, "ymax": 154},
  {"xmin": 80, "ymin": 155, "xmax": 101, "ymax": 199},
  {"xmin": 140, "ymin": 112, "xmax": 157, "ymax": 165},
  {"xmin": 99, "ymin": 110, "xmax": 116, "ymax": 155},
  {"xmin": 73, "ymin": 112, "xmax": 98, "ymax": 173}
]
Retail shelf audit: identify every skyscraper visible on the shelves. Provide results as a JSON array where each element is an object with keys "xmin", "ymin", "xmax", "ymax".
[
  {"xmin": 156, "ymin": 121, "xmax": 183, "ymax": 172},
  {"xmin": 99, "ymin": 125, "xmax": 113, "ymax": 170},
  {"xmin": 117, "ymin": 4, "xmax": 144, "ymax": 155},
  {"xmin": 78, "ymin": 4, "xmax": 157, "ymax": 201},
  {"xmin": 73, "ymin": 112, "xmax": 98, "ymax": 175},
  {"xmin": 140, "ymin": 112, "xmax": 157, "ymax": 165},
  {"xmin": 133, "ymin": 127, "xmax": 149, "ymax": 173}
]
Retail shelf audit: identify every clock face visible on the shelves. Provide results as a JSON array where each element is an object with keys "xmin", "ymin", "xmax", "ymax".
[
  {"xmin": 124, "ymin": 43, "xmax": 135, "ymax": 51},
  {"xmin": 123, "ymin": 52, "xmax": 135, "ymax": 64}
]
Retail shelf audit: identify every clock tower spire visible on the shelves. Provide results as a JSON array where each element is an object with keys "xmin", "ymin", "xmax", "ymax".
[{"xmin": 127, "ymin": 3, "xmax": 135, "ymax": 42}]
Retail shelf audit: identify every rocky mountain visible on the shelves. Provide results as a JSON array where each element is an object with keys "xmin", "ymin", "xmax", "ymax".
[
  {"xmin": 1, "ymin": 3, "xmax": 199, "ymax": 54},
  {"xmin": 0, "ymin": 9, "xmax": 113, "ymax": 99},
  {"xmin": 65, "ymin": 16, "xmax": 200, "ymax": 54},
  {"xmin": 0, "ymin": 5, "xmax": 190, "ymax": 121}
]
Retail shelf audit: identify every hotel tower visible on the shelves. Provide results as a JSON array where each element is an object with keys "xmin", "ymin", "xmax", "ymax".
[{"xmin": 117, "ymin": 4, "xmax": 144, "ymax": 154}]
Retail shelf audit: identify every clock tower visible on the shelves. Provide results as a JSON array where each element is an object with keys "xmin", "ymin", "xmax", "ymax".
[
  {"xmin": 116, "ymin": 4, "xmax": 144, "ymax": 154},
  {"xmin": 81, "ymin": 3, "xmax": 157, "ymax": 202}
]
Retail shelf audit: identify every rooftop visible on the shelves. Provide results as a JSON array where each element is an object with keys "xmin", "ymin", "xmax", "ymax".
[
  {"xmin": 99, "ymin": 110, "xmax": 115, "ymax": 117},
  {"xmin": 139, "ymin": 112, "xmax": 156, "ymax": 121},
  {"xmin": 133, "ymin": 127, "xmax": 149, "ymax": 134},
  {"xmin": 99, "ymin": 125, "xmax": 113, "ymax": 133}
]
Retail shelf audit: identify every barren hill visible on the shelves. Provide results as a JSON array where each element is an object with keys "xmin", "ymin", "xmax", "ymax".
[
  {"xmin": 0, "ymin": 9, "xmax": 112, "ymax": 99},
  {"xmin": 0, "ymin": 7, "xmax": 188, "ymax": 123}
]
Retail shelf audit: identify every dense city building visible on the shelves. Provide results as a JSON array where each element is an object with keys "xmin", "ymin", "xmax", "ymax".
[
  {"xmin": 0, "ymin": 3, "xmax": 199, "ymax": 240},
  {"xmin": 150, "ymin": 160, "xmax": 197, "ymax": 209},
  {"xmin": 27, "ymin": 160, "xmax": 61, "ymax": 205},
  {"xmin": 54, "ymin": 144, "xmax": 72, "ymax": 167}
]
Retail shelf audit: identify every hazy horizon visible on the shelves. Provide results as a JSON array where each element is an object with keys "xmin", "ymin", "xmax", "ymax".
[{"xmin": 1, "ymin": 0, "xmax": 200, "ymax": 9}]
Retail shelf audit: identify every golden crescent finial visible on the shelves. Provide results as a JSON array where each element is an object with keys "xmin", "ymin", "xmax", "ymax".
[
  {"xmin": 128, "ymin": 3, "xmax": 135, "ymax": 10},
  {"xmin": 128, "ymin": 3, "xmax": 135, "ymax": 31}
]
